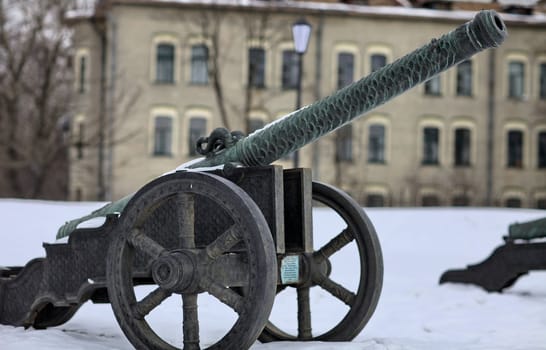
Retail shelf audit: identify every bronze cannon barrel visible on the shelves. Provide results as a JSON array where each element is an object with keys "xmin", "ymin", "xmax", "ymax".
[
  {"xmin": 56, "ymin": 10, "xmax": 507, "ymax": 239},
  {"xmin": 188, "ymin": 10, "xmax": 507, "ymax": 169}
]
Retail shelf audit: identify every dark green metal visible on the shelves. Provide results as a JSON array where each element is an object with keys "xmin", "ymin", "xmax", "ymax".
[
  {"xmin": 188, "ymin": 10, "xmax": 507, "ymax": 169},
  {"xmin": 56, "ymin": 195, "xmax": 132, "ymax": 239},
  {"xmin": 56, "ymin": 10, "xmax": 507, "ymax": 239},
  {"xmin": 508, "ymin": 217, "xmax": 546, "ymax": 241}
]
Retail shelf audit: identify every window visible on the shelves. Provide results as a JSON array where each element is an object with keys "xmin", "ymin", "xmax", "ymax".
[
  {"xmin": 454, "ymin": 128, "xmax": 471, "ymax": 166},
  {"xmin": 337, "ymin": 52, "xmax": 354, "ymax": 89},
  {"xmin": 76, "ymin": 122, "xmax": 85, "ymax": 160},
  {"xmin": 508, "ymin": 61, "xmax": 524, "ymax": 99},
  {"xmin": 537, "ymin": 198, "xmax": 546, "ymax": 209},
  {"xmin": 424, "ymin": 75, "xmax": 441, "ymax": 96},
  {"xmin": 452, "ymin": 195, "xmax": 470, "ymax": 207},
  {"xmin": 505, "ymin": 197, "xmax": 522, "ymax": 208},
  {"xmin": 456, "ymin": 60, "xmax": 472, "ymax": 96},
  {"xmin": 368, "ymin": 124, "xmax": 385, "ymax": 163},
  {"xmin": 191, "ymin": 44, "xmax": 208, "ymax": 84},
  {"xmin": 370, "ymin": 54, "xmax": 386, "ymax": 73},
  {"xmin": 153, "ymin": 116, "xmax": 172, "ymax": 156},
  {"xmin": 75, "ymin": 188, "xmax": 83, "ymax": 202},
  {"xmin": 282, "ymin": 50, "xmax": 298, "ymax": 89},
  {"xmin": 189, "ymin": 117, "xmax": 207, "ymax": 156},
  {"xmin": 78, "ymin": 55, "xmax": 87, "ymax": 93},
  {"xmin": 507, "ymin": 130, "xmax": 523, "ymax": 168},
  {"xmin": 366, "ymin": 194, "xmax": 385, "ymax": 207},
  {"xmin": 335, "ymin": 125, "xmax": 352, "ymax": 162},
  {"xmin": 422, "ymin": 195, "xmax": 440, "ymax": 207},
  {"xmin": 422, "ymin": 127, "xmax": 439, "ymax": 165},
  {"xmin": 538, "ymin": 131, "xmax": 546, "ymax": 168},
  {"xmin": 248, "ymin": 47, "xmax": 265, "ymax": 88},
  {"xmin": 247, "ymin": 118, "xmax": 265, "ymax": 133},
  {"xmin": 540, "ymin": 63, "xmax": 546, "ymax": 100},
  {"xmin": 156, "ymin": 43, "xmax": 175, "ymax": 83}
]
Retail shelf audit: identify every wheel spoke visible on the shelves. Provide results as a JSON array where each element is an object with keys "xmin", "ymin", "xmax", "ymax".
[
  {"xmin": 133, "ymin": 287, "xmax": 172, "ymax": 319},
  {"xmin": 201, "ymin": 276, "xmax": 244, "ymax": 314},
  {"xmin": 182, "ymin": 294, "xmax": 200, "ymax": 350},
  {"xmin": 297, "ymin": 287, "xmax": 312, "ymax": 339},
  {"xmin": 314, "ymin": 227, "xmax": 354, "ymax": 262},
  {"xmin": 178, "ymin": 192, "xmax": 196, "ymax": 249},
  {"xmin": 127, "ymin": 229, "xmax": 167, "ymax": 259},
  {"xmin": 203, "ymin": 225, "xmax": 242, "ymax": 261},
  {"xmin": 314, "ymin": 274, "xmax": 356, "ymax": 307}
]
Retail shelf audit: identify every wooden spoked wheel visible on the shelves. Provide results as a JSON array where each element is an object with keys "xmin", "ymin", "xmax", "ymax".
[
  {"xmin": 107, "ymin": 171, "xmax": 277, "ymax": 350},
  {"xmin": 259, "ymin": 181, "xmax": 383, "ymax": 342}
]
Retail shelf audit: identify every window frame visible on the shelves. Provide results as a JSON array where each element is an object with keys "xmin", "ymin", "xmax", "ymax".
[
  {"xmin": 150, "ymin": 34, "xmax": 179, "ymax": 84},
  {"xmin": 155, "ymin": 43, "xmax": 176, "ymax": 84},
  {"xmin": 74, "ymin": 48, "xmax": 90, "ymax": 93},
  {"xmin": 365, "ymin": 45, "xmax": 392, "ymax": 76},
  {"xmin": 153, "ymin": 115, "xmax": 174, "ymax": 156},
  {"xmin": 149, "ymin": 107, "xmax": 178, "ymax": 157},
  {"xmin": 537, "ymin": 130, "xmax": 546, "ymax": 169},
  {"xmin": 248, "ymin": 47, "xmax": 266, "ymax": 88},
  {"xmin": 190, "ymin": 44, "xmax": 209, "ymax": 85},
  {"xmin": 365, "ymin": 194, "xmax": 385, "ymax": 207},
  {"xmin": 368, "ymin": 123, "xmax": 386, "ymax": 164},
  {"xmin": 422, "ymin": 126, "xmax": 440, "ymax": 165},
  {"xmin": 370, "ymin": 53, "xmax": 387, "ymax": 73},
  {"xmin": 424, "ymin": 75, "xmax": 442, "ymax": 96},
  {"xmin": 508, "ymin": 60, "xmax": 525, "ymax": 99},
  {"xmin": 456, "ymin": 60, "xmax": 473, "ymax": 97},
  {"xmin": 539, "ymin": 61, "xmax": 546, "ymax": 100},
  {"xmin": 507, "ymin": 129, "xmax": 524, "ymax": 168},
  {"xmin": 335, "ymin": 124, "xmax": 353, "ymax": 162},
  {"xmin": 337, "ymin": 51, "xmax": 355, "ymax": 90},
  {"xmin": 188, "ymin": 117, "xmax": 208, "ymax": 156},
  {"xmin": 281, "ymin": 49, "xmax": 299, "ymax": 90},
  {"xmin": 454, "ymin": 127, "xmax": 471, "ymax": 167}
]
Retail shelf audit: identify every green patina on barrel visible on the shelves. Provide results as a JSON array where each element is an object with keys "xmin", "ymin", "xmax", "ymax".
[
  {"xmin": 189, "ymin": 10, "xmax": 507, "ymax": 168},
  {"xmin": 508, "ymin": 217, "xmax": 546, "ymax": 241},
  {"xmin": 56, "ymin": 10, "xmax": 507, "ymax": 240}
]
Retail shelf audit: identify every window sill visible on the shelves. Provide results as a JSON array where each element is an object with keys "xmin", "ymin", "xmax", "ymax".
[
  {"xmin": 153, "ymin": 81, "xmax": 176, "ymax": 86},
  {"xmin": 246, "ymin": 84, "xmax": 267, "ymax": 90},
  {"xmin": 335, "ymin": 159, "xmax": 354, "ymax": 164},
  {"xmin": 368, "ymin": 160, "xmax": 386, "ymax": 165},
  {"xmin": 423, "ymin": 93, "xmax": 442, "ymax": 98},
  {"xmin": 152, "ymin": 153, "xmax": 174, "ymax": 158},
  {"xmin": 421, "ymin": 162, "xmax": 440, "ymax": 166},
  {"xmin": 507, "ymin": 96, "xmax": 525, "ymax": 101}
]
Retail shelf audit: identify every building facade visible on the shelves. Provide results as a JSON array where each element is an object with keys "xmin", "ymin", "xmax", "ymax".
[{"xmin": 68, "ymin": 0, "xmax": 546, "ymax": 208}]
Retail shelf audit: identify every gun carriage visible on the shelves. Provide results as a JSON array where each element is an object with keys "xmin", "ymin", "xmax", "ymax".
[
  {"xmin": 440, "ymin": 217, "xmax": 546, "ymax": 292},
  {"xmin": 0, "ymin": 11, "xmax": 506, "ymax": 350}
]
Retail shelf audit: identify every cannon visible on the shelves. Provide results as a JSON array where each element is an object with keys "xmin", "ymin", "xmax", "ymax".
[
  {"xmin": 1, "ymin": 10, "xmax": 507, "ymax": 350},
  {"xmin": 440, "ymin": 216, "xmax": 546, "ymax": 292}
]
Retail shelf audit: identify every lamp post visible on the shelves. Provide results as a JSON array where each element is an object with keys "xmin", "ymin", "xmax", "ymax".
[{"xmin": 292, "ymin": 18, "xmax": 311, "ymax": 168}]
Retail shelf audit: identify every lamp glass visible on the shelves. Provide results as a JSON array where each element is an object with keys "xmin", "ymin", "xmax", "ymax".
[{"xmin": 292, "ymin": 19, "xmax": 311, "ymax": 54}]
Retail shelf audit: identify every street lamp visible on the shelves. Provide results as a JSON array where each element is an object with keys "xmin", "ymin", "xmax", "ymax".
[{"xmin": 292, "ymin": 18, "xmax": 311, "ymax": 168}]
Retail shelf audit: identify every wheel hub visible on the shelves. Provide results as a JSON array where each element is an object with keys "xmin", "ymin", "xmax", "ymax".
[{"xmin": 151, "ymin": 251, "xmax": 197, "ymax": 292}]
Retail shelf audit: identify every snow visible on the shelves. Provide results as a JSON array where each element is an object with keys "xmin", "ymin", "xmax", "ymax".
[
  {"xmin": 1, "ymin": 198, "xmax": 546, "ymax": 349},
  {"xmin": 68, "ymin": 0, "xmax": 546, "ymax": 25}
]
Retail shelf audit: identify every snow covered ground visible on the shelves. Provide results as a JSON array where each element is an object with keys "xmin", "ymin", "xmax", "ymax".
[{"xmin": 1, "ymin": 198, "xmax": 545, "ymax": 350}]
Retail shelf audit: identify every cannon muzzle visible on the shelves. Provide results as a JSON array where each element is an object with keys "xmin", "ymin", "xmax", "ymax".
[{"xmin": 187, "ymin": 10, "xmax": 506, "ymax": 169}]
